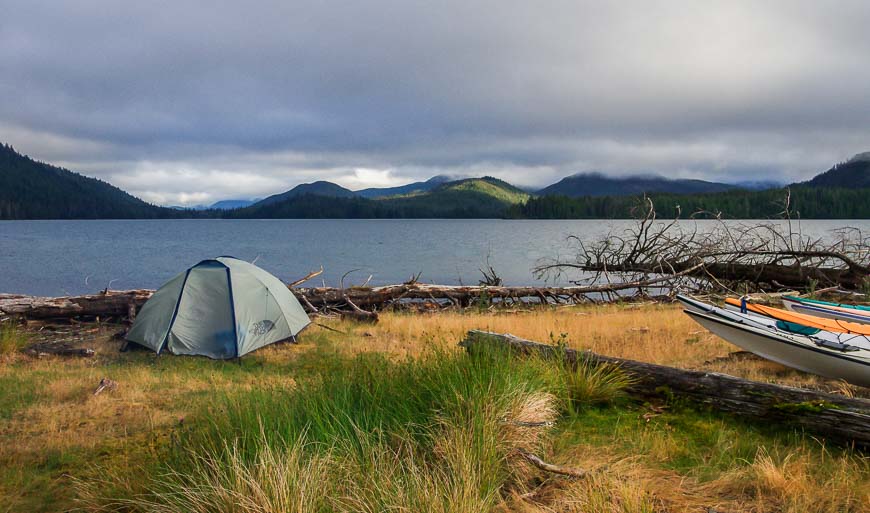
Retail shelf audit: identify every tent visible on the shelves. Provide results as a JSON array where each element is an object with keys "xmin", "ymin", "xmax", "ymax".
[{"xmin": 125, "ymin": 257, "xmax": 310, "ymax": 359}]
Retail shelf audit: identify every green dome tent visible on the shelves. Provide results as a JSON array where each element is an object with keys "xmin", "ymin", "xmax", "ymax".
[{"xmin": 126, "ymin": 257, "xmax": 310, "ymax": 359}]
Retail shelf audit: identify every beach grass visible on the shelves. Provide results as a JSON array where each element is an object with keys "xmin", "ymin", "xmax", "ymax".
[{"xmin": 1, "ymin": 303, "xmax": 868, "ymax": 512}]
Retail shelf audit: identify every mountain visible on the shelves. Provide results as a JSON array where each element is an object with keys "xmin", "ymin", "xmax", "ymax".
[
  {"xmin": 538, "ymin": 172, "xmax": 738, "ymax": 197},
  {"xmin": 375, "ymin": 177, "xmax": 531, "ymax": 217},
  {"xmin": 801, "ymin": 152, "xmax": 870, "ymax": 188},
  {"xmin": 231, "ymin": 176, "xmax": 530, "ymax": 219},
  {"xmin": 209, "ymin": 199, "xmax": 257, "ymax": 210},
  {"xmin": 0, "ymin": 143, "xmax": 168, "ymax": 219},
  {"xmin": 256, "ymin": 181, "xmax": 356, "ymax": 206},
  {"xmin": 356, "ymin": 175, "xmax": 452, "ymax": 198},
  {"xmin": 438, "ymin": 176, "xmax": 530, "ymax": 204},
  {"xmin": 734, "ymin": 180, "xmax": 784, "ymax": 191}
]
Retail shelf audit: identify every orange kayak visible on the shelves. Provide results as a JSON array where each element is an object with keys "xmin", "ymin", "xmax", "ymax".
[{"xmin": 724, "ymin": 297, "xmax": 870, "ymax": 335}]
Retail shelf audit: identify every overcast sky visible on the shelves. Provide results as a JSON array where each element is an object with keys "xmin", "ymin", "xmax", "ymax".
[{"xmin": 2, "ymin": 1, "xmax": 869, "ymax": 205}]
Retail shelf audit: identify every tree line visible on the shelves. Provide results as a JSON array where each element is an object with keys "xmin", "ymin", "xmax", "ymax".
[{"xmin": 507, "ymin": 187, "xmax": 870, "ymax": 219}]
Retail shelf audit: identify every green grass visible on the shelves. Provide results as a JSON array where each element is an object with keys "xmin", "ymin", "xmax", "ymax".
[{"xmin": 0, "ymin": 373, "xmax": 41, "ymax": 421}]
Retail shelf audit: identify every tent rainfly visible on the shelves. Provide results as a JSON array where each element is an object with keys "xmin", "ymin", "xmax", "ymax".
[{"xmin": 125, "ymin": 257, "xmax": 310, "ymax": 359}]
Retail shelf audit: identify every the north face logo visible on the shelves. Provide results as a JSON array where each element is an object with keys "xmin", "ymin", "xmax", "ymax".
[{"xmin": 251, "ymin": 320, "xmax": 275, "ymax": 335}]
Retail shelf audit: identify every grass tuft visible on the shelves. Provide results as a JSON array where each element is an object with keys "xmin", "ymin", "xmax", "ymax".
[
  {"xmin": 561, "ymin": 358, "xmax": 634, "ymax": 413},
  {"xmin": 88, "ymin": 429, "xmax": 333, "ymax": 513}
]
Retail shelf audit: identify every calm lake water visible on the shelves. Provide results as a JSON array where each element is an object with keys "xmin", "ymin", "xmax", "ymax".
[{"xmin": 1, "ymin": 219, "xmax": 868, "ymax": 296}]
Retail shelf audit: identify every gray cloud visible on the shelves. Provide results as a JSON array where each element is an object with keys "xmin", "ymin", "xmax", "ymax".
[{"xmin": 2, "ymin": 0, "xmax": 870, "ymax": 204}]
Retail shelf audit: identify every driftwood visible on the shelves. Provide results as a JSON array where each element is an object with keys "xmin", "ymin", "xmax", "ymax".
[
  {"xmin": 23, "ymin": 342, "xmax": 95, "ymax": 358},
  {"xmin": 515, "ymin": 448, "xmax": 588, "ymax": 478},
  {"xmin": 0, "ymin": 290, "xmax": 153, "ymax": 319},
  {"xmin": 340, "ymin": 296, "xmax": 379, "ymax": 323},
  {"xmin": 295, "ymin": 276, "xmax": 691, "ymax": 310},
  {"xmin": 287, "ymin": 266, "xmax": 324, "ymax": 288},
  {"xmin": 1, "ymin": 280, "xmax": 673, "ymax": 321},
  {"xmin": 93, "ymin": 378, "xmax": 118, "ymax": 396},
  {"xmin": 535, "ymin": 197, "xmax": 870, "ymax": 295},
  {"xmin": 460, "ymin": 330, "xmax": 870, "ymax": 448}
]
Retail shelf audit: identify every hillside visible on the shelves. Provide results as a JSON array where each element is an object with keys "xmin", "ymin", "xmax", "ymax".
[
  {"xmin": 231, "ymin": 176, "xmax": 530, "ymax": 218},
  {"xmin": 356, "ymin": 175, "xmax": 451, "ymax": 198},
  {"xmin": 209, "ymin": 199, "xmax": 256, "ymax": 210},
  {"xmin": 256, "ymin": 181, "xmax": 356, "ymax": 206},
  {"xmin": 801, "ymin": 153, "xmax": 870, "ymax": 188},
  {"xmin": 0, "ymin": 144, "xmax": 169, "ymax": 219},
  {"xmin": 538, "ymin": 172, "xmax": 737, "ymax": 197}
]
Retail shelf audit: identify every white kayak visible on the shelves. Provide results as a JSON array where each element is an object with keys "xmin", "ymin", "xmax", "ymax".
[
  {"xmin": 678, "ymin": 295, "xmax": 870, "ymax": 350},
  {"xmin": 677, "ymin": 295, "xmax": 870, "ymax": 387}
]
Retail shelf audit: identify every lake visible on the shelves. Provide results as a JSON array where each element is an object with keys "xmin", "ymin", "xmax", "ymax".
[{"xmin": 1, "ymin": 219, "xmax": 867, "ymax": 296}]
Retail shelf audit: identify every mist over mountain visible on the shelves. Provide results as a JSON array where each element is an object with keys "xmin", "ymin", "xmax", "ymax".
[
  {"xmin": 3, "ymin": 142, "xmax": 870, "ymax": 219},
  {"xmin": 538, "ymin": 172, "xmax": 737, "ymax": 197}
]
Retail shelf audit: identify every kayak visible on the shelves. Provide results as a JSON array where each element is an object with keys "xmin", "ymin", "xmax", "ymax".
[
  {"xmin": 677, "ymin": 295, "xmax": 870, "ymax": 350},
  {"xmin": 783, "ymin": 295, "xmax": 870, "ymax": 312},
  {"xmin": 723, "ymin": 297, "xmax": 870, "ymax": 336},
  {"xmin": 683, "ymin": 309, "xmax": 870, "ymax": 387},
  {"xmin": 781, "ymin": 296, "xmax": 870, "ymax": 325}
]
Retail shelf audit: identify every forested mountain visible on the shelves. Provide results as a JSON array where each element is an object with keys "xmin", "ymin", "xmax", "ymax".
[
  {"xmin": 256, "ymin": 181, "xmax": 356, "ymax": 206},
  {"xmin": 230, "ymin": 177, "xmax": 530, "ymax": 218},
  {"xmin": 802, "ymin": 153, "xmax": 870, "ymax": 188},
  {"xmin": 0, "ymin": 143, "xmax": 170, "ymax": 219},
  {"xmin": 356, "ymin": 175, "xmax": 452, "ymax": 198},
  {"xmin": 537, "ymin": 172, "xmax": 737, "ymax": 197}
]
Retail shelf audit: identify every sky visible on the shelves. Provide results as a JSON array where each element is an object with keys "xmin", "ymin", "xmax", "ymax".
[{"xmin": 2, "ymin": 1, "xmax": 870, "ymax": 206}]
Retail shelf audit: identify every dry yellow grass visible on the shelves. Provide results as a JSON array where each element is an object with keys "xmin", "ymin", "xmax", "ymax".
[
  {"xmin": 328, "ymin": 303, "xmax": 865, "ymax": 394},
  {"xmin": 1, "ymin": 303, "xmax": 868, "ymax": 512}
]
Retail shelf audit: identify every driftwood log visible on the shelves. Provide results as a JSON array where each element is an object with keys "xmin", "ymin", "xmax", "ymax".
[
  {"xmin": 0, "ymin": 290, "xmax": 153, "ymax": 320},
  {"xmin": 23, "ymin": 343, "xmax": 95, "ymax": 358},
  {"xmin": 296, "ymin": 282, "xmax": 666, "ymax": 309},
  {"xmin": 0, "ymin": 281, "xmax": 665, "ymax": 320},
  {"xmin": 460, "ymin": 330, "xmax": 870, "ymax": 449}
]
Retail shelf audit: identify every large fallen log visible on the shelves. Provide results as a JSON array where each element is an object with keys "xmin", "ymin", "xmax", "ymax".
[
  {"xmin": 0, "ymin": 290, "xmax": 154, "ymax": 319},
  {"xmin": 576, "ymin": 260, "xmax": 868, "ymax": 292},
  {"xmin": 460, "ymin": 330, "xmax": 870, "ymax": 449},
  {"xmin": 1, "ymin": 280, "xmax": 666, "ymax": 320},
  {"xmin": 296, "ymin": 283, "xmax": 604, "ymax": 309}
]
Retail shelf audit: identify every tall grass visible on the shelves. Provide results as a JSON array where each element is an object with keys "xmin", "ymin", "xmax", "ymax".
[{"xmin": 91, "ymin": 345, "xmax": 582, "ymax": 512}]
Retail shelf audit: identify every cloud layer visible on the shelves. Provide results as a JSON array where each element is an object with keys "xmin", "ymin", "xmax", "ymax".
[{"xmin": 2, "ymin": 1, "xmax": 869, "ymax": 204}]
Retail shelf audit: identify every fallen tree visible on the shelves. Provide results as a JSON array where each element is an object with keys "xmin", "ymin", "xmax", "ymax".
[
  {"xmin": 534, "ymin": 196, "xmax": 870, "ymax": 296},
  {"xmin": 1, "ymin": 272, "xmax": 695, "ymax": 320},
  {"xmin": 0, "ymin": 290, "xmax": 154, "ymax": 320},
  {"xmin": 460, "ymin": 330, "xmax": 870, "ymax": 449}
]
